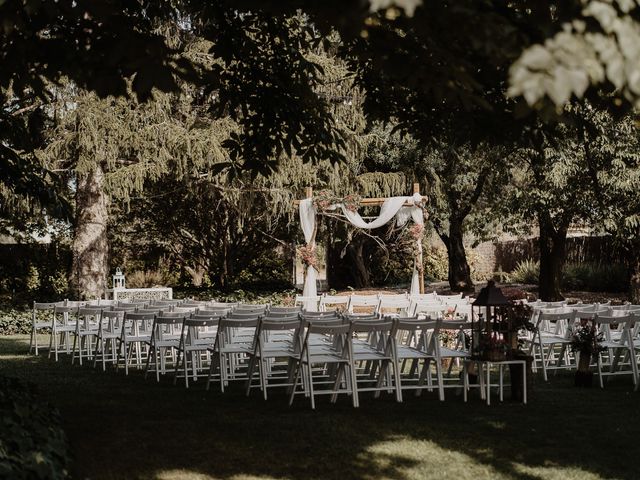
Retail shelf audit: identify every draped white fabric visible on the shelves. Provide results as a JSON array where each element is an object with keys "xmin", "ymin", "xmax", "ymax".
[
  {"xmin": 409, "ymin": 205, "xmax": 425, "ymax": 295},
  {"xmin": 339, "ymin": 196, "xmax": 410, "ymax": 229},
  {"xmin": 299, "ymin": 199, "xmax": 316, "ymax": 244},
  {"xmin": 299, "ymin": 199, "xmax": 318, "ymax": 311},
  {"xmin": 299, "ymin": 195, "xmax": 425, "ymax": 307}
]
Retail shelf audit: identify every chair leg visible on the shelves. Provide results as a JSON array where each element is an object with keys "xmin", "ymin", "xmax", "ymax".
[
  {"xmin": 184, "ymin": 350, "xmax": 190, "ymax": 388},
  {"xmin": 539, "ymin": 342, "xmax": 548, "ymax": 381},
  {"xmin": 259, "ymin": 359, "xmax": 268, "ymax": 400},
  {"xmin": 29, "ymin": 326, "xmax": 35, "ymax": 355},
  {"xmin": 288, "ymin": 360, "xmax": 303, "ymax": 406},
  {"xmin": 307, "ymin": 363, "xmax": 316, "ymax": 410},
  {"xmin": 245, "ymin": 354, "xmax": 258, "ymax": 397},
  {"xmin": 330, "ymin": 364, "xmax": 347, "ymax": 404},
  {"xmin": 156, "ymin": 347, "xmax": 162, "ymax": 382},
  {"xmin": 350, "ymin": 362, "xmax": 359, "ymax": 408},
  {"xmin": 144, "ymin": 344, "xmax": 154, "ymax": 380}
]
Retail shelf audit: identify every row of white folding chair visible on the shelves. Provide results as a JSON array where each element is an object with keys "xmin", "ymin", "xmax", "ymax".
[
  {"xmin": 30, "ymin": 298, "xmax": 253, "ymax": 363},
  {"xmin": 231, "ymin": 312, "xmax": 471, "ymax": 408},
  {"xmin": 593, "ymin": 310, "xmax": 639, "ymax": 388},
  {"xmin": 525, "ymin": 303, "xmax": 626, "ymax": 381},
  {"xmin": 287, "ymin": 318, "xmax": 399, "ymax": 408},
  {"xmin": 288, "ymin": 317, "xmax": 476, "ymax": 408},
  {"xmin": 134, "ymin": 306, "xmax": 295, "ymax": 382}
]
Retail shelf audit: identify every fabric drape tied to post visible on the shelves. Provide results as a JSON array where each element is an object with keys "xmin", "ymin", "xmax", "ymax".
[{"xmin": 299, "ymin": 199, "xmax": 319, "ymax": 311}]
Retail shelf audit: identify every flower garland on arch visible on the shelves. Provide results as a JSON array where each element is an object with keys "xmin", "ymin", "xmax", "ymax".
[
  {"xmin": 312, "ymin": 190, "xmax": 361, "ymax": 213},
  {"xmin": 402, "ymin": 223, "xmax": 425, "ymax": 273}
]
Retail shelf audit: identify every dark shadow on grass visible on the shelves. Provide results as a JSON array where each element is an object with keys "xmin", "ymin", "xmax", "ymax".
[{"xmin": 1, "ymin": 335, "xmax": 639, "ymax": 480}]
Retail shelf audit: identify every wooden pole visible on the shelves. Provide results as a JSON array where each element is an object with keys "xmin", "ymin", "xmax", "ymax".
[{"xmin": 414, "ymin": 182, "xmax": 425, "ymax": 294}]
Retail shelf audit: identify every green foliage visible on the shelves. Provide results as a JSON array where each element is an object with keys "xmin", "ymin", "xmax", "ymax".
[
  {"xmin": 509, "ymin": 1, "xmax": 640, "ymax": 110},
  {"xmin": 508, "ymin": 259, "xmax": 540, "ymax": 284},
  {"xmin": 0, "ymin": 305, "xmax": 31, "ymax": 335},
  {"xmin": 0, "ymin": 376, "xmax": 70, "ymax": 479},
  {"xmin": 509, "ymin": 259, "xmax": 629, "ymax": 292},
  {"xmin": 423, "ymin": 245, "xmax": 448, "ymax": 282},
  {"xmin": 25, "ymin": 266, "xmax": 40, "ymax": 293},
  {"xmin": 562, "ymin": 263, "xmax": 629, "ymax": 293},
  {"xmin": 126, "ymin": 270, "xmax": 172, "ymax": 289},
  {"xmin": 174, "ymin": 287, "xmax": 297, "ymax": 307},
  {"xmin": 0, "ymin": 244, "xmax": 71, "ymax": 301}
]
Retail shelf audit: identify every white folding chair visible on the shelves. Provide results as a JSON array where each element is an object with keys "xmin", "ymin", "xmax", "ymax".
[
  {"xmin": 377, "ymin": 296, "xmax": 412, "ymax": 317},
  {"xmin": 246, "ymin": 317, "xmax": 302, "ymax": 399},
  {"xmin": 208, "ymin": 301, "xmax": 239, "ymax": 309},
  {"xmin": 144, "ymin": 313, "xmax": 185, "ymax": 382},
  {"xmin": 350, "ymin": 318, "xmax": 401, "ymax": 403},
  {"xmin": 206, "ymin": 316, "xmax": 260, "ymax": 392},
  {"xmin": 235, "ymin": 304, "xmax": 269, "ymax": 314},
  {"xmin": 269, "ymin": 305, "xmax": 302, "ymax": 315},
  {"xmin": 295, "ymin": 295, "xmax": 321, "ymax": 311},
  {"xmin": 319, "ymin": 294, "xmax": 350, "ymax": 312},
  {"xmin": 116, "ymin": 311, "xmax": 156, "ymax": 375},
  {"xmin": 30, "ymin": 301, "xmax": 60, "ymax": 355},
  {"xmin": 435, "ymin": 319, "xmax": 472, "ymax": 391},
  {"xmin": 595, "ymin": 311, "xmax": 638, "ymax": 388},
  {"xmin": 526, "ymin": 308, "xmax": 577, "ymax": 380},
  {"xmin": 289, "ymin": 322, "xmax": 356, "ymax": 409},
  {"xmin": 394, "ymin": 317, "xmax": 444, "ymax": 400},
  {"xmin": 348, "ymin": 295, "xmax": 380, "ymax": 314},
  {"xmin": 71, "ymin": 306, "xmax": 105, "ymax": 365},
  {"xmin": 48, "ymin": 304, "xmax": 78, "ymax": 361},
  {"xmin": 93, "ymin": 310, "xmax": 125, "ymax": 371},
  {"xmin": 174, "ymin": 314, "xmax": 220, "ymax": 388},
  {"xmin": 413, "ymin": 301, "xmax": 445, "ymax": 319}
]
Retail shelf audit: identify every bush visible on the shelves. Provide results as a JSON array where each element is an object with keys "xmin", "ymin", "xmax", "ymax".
[
  {"xmin": 423, "ymin": 245, "xmax": 448, "ymax": 282},
  {"xmin": 562, "ymin": 262, "xmax": 628, "ymax": 292},
  {"xmin": 508, "ymin": 260, "xmax": 629, "ymax": 293},
  {"xmin": 126, "ymin": 269, "xmax": 171, "ymax": 288},
  {"xmin": 0, "ymin": 305, "xmax": 32, "ymax": 335},
  {"xmin": 174, "ymin": 287, "xmax": 297, "ymax": 306},
  {"xmin": 0, "ymin": 376, "xmax": 71, "ymax": 479},
  {"xmin": 508, "ymin": 259, "xmax": 540, "ymax": 284}
]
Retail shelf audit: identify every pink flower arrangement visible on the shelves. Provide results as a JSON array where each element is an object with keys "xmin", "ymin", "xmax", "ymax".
[
  {"xmin": 312, "ymin": 190, "xmax": 361, "ymax": 212},
  {"xmin": 342, "ymin": 194, "xmax": 361, "ymax": 212},
  {"xmin": 409, "ymin": 223, "xmax": 425, "ymax": 241},
  {"xmin": 297, "ymin": 244, "xmax": 318, "ymax": 268},
  {"xmin": 312, "ymin": 190, "xmax": 334, "ymax": 211}
]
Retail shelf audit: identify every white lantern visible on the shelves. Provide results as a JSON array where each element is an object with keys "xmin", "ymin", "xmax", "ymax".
[{"xmin": 112, "ymin": 267, "xmax": 126, "ymax": 289}]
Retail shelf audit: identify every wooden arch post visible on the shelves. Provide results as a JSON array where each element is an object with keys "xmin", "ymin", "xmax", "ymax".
[{"xmin": 413, "ymin": 182, "xmax": 425, "ymax": 295}]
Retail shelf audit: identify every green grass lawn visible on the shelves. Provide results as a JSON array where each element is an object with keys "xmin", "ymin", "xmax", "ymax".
[{"xmin": 1, "ymin": 334, "xmax": 639, "ymax": 480}]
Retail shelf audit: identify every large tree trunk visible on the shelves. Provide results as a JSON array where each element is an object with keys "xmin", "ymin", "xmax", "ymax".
[
  {"xmin": 347, "ymin": 237, "xmax": 370, "ymax": 288},
  {"xmin": 72, "ymin": 165, "xmax": 109, "ymax": 299},
  {"xmin": 439, "ymin": 216, "xmax": 473, "ymax": 292},
  {"xmin": 538, "ymin": 214, "xmax": 567, "ymax": 301}
]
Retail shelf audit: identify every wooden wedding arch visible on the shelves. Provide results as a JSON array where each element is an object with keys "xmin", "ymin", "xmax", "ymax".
[{"xmin": 294, "ymin": 183, "xmax": 427, "ymax": 296}]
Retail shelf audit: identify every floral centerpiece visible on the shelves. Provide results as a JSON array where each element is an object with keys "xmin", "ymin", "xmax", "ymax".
[{"xmin": 570, "ymin": 320, "xmax": 605, "ymax": 387}]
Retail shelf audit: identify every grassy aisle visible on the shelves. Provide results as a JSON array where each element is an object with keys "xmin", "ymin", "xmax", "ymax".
[{"xmin": 1, "ymin": 335, "xmax": 638, "ymax": 480}]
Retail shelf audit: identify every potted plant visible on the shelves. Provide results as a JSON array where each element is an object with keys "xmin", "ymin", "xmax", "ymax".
[{"xmin": 570, "ymin": 320, "xmax": 605, "ymax": 387}]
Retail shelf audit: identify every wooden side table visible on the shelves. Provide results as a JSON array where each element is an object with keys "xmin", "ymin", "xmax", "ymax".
[{"xmin": 463, "ymin": 359, "xmax": 527, "ymax": 405}]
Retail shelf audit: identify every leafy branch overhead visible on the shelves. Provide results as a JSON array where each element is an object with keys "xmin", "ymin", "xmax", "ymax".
[{"xmin": 508, "ymin": 0, "xmax": 640, "ymax": 110}]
